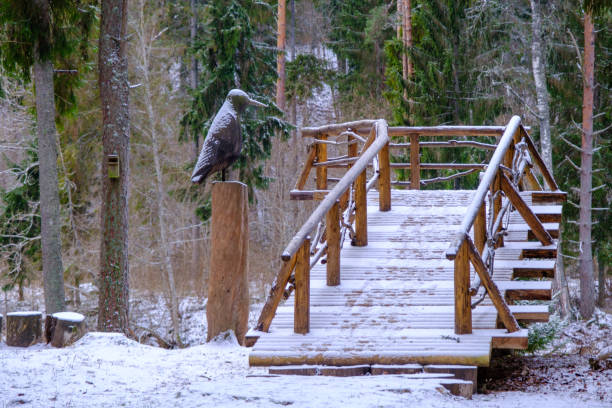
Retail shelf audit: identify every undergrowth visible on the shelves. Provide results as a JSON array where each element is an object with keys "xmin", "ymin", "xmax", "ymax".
[{"xmin": 526, "ymin": 314, "xmax": 566, "ymax": 353}]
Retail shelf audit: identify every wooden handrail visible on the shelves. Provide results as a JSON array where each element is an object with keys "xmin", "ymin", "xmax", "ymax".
[
  {"xmin": 281, "ymin": 120, "xmax": 390, "ymax": 261},
  {"xmin": 445, "ymin": 115, "xmax": 522, "ymax": 260}
]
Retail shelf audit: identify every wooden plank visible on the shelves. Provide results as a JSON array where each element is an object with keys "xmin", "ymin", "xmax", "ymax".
[
  {"xmin": 269, "ymin": 365, "xmax": 319, "ymax": 375},
  {"xmin": 410, "ymin": 133, "xmax": 420, "ymax": 190},
  {"xmin": 503, "ymin": 281, "xmax": 552, "ymax": 301},
  {"xmin": 290, "ymin": 189, "xmax": 330, "ymax": 201},
  {"xmin": 326, "ymin": 201, "xmax": 341, "ymax": 286},
  {"xmin": 354, "ymin": 169, "xmax": 368, "ymax": 246},
  {"xmin": 371, "ymin": 364, "xmax": 423, "ymax": 375},
  {"xmin": 294, "ymin": 239, "xmax": 310, "ymax": 334},
  {"xmin": 255, "ymin": 255, "xmax": 297, "ymax": 332},
  {"xmin": 454, "ymin": 240, "xmax": 472, "ymax": 334},
  {"xmin": 509, "ymin": 305, "xmax": 549, "ymax": 322},
  {"xmin": 424, "ymin": 365, "xmax": 477, "ymax": 394},
  {"xmin": 531, "ymin": 190, "xmax": 567, "ymax": 204},
  {"xmin": 378, "ymin": 142, "xmax": 391, "ymax": 211},
  {"xmin": 492, "ymin": 173, "xmax": 503, "ymax": 247},
  {"xmin": 391, "ymin": 163, "xmax": 487, "ymax": 170},
  {"xmin": 466, "ymin": 237, "xmax": 520, "ymax": 333},
  {"xmin": 294, "ymin": 146, "xmax": 317, "ymax": 190},
  {"xmin": 316, "ymin": 135, "xmax": 328, "ymax": 190},
  {"xmin": 319, "ymin": 365, "xmax": 370, "ymax": 377},
  {"xmin": 500, "ymin": 173, "xmax": 553, "ymax": 246}
]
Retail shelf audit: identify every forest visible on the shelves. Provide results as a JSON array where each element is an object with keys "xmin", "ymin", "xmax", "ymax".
[{"xmin": 0, "ymin": 0, "xmax": 610, "ymax": 406}]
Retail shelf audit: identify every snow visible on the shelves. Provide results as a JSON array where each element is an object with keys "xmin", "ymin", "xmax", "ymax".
[
  {"xmin": 52, "ymin": 312, "xmax": 85, "ymax": 322},
  {"xmin": 6, "ymin": 311, "xmax": 42, "ymax": 317},
  {"xmin": 1, "ymin": 331, "xmax": 610, "ymax": 408}
]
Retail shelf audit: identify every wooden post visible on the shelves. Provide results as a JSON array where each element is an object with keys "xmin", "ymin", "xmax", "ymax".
[
  {"xmin": 207, "ymin": 182, "xmax": 249, "ymax": 345},
  {"xmin": 454, "ymin": 240, "xmax": 472, "ymax": 334},
  {"xmin": 474, "ymin": 202, "xmax": 486, "ymax": 254},
  {"xmin": 6, "ymin": 311, "xmax": 42, "ymax": 347},
  {"xmin": 316, "ymin": 135, "xmax": 328, "ymax": 191},
  {"xmin": 492, "ymin": 172, "xmax": 503, "ymax": 247},
  {"xmin": 326, "ymin": 201, "xmax": 341, "ymax": 286},
  {"xmin": 378, "ymin": 142, "xmax": 391, "ymax": 211},
  {"xmin": 410, "ymin": 133, "xmax": 420, "ymax": 189},
  {"xmin": 295, "ymin": 238, "xmax": 310, "ymax": 334},
  {"xmin": 353, "ymin": 169, "xmax": 368, "ymax": 246}
]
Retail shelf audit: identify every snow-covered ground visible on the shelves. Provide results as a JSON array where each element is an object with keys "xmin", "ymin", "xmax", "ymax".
[{"xmin": 1, "ymin": 330, "xmax": 610, "ymax": 408}]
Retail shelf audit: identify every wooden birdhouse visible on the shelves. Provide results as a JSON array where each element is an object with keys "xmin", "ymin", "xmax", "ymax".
[{"xmin": 108, "ymin": 154, "xmax": 120, "ymax": 179}]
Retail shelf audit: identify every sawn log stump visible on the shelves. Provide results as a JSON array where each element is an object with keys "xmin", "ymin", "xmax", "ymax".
[
  {"xmin": 45, "ymin": 312, "xmax": 86, "ymax": 347},
  {"xmin": 6, "ymin": 311, "xmax": 42, "ymax": 347}
]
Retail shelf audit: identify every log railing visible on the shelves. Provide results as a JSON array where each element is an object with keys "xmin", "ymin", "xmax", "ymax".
[
  {"xmin": 445, "ymin": 115, "xmax": 561, "ymax": 334},
  {"xmin": 255, "ymin": 120, "xmax": 391, "ymax": 333},
  {"xmin": 255, "ymin": 115, "xmax": 562, "ymax": 337}
]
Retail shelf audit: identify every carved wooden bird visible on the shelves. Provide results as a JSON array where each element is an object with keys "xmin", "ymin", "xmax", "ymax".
[{"xmin": 191, "ymin": 89, "xmax": 266, "ymax": 183}]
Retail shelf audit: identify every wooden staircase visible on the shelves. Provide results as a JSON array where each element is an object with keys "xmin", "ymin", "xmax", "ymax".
[{"xmin": 247, "ymin": 117, "xmax": 565, "ymax": 389}]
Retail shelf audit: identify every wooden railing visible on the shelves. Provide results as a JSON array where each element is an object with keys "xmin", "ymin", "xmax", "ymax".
[
  {"xmin": 445, "ymin": 115, "xmax": 561, "ymax": 334},
  {"xmin": 255, "ymin": 115, "xmax": 562, "ymax": 337},
  {"xmin": 255, "ymin": 119, "xmax": 391, "ymax": 333}
]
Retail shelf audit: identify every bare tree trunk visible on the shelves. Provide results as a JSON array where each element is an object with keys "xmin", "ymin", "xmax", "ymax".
[
  {"xmin": 33, "ymin": 51, "xmax": 65, "ymax": 315},
  {"xmin": 399, "ymin": 0, "xmax": 413, "ymax": 120},
  {"xmin": 530, "ymin": 0, "xmax": 553, "ymax": 170},
  {"xmin": 579, "ymin": 11, "xmax": 595, "ymax": 319},
  {"xmin": 190, "ymin": 0, "xmax": 201, "ymax": 281},
  {"xmin": 555, "ymin": 227, "xmax": 571, "ymax": 318},
  {"xmin": 98, "ymin": 0, "xmax": 130, "ymax": 333},
  {"xmin": 276, "ymin": 0, "xmax": 286, "ymax": 111},
  {"xmin": 597, "ymin": 252, "xmax": 606, "ymax": 308}
]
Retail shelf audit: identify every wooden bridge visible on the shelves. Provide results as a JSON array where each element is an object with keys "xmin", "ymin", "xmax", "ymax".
[{"xmin": 247, "ymin": 117, "xmax": 564, "ymax": 375}]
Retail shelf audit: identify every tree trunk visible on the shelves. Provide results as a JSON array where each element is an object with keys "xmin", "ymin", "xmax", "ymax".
[
  {"xmin": 530, "ymin": 0, "xmax": 553, "ymax": 170},
  {"xmin": 555, "ymin": 228, "xmax": 572, "ymax": 318},
  {"xmin": 276, "ymin": 0, "xmax": 286, "ymax": 111},
  {"xmin": 6, "ymin": 311, "xmax": 42, "ymax": 347},
  {"xmin": 190, "ymin": 0, "xmax": 201, "ymax": 285},
  {"xmin": 597, "ymin": 253, "xmax": 606, "ymax": 307},
  {"xmin": 579, "ymin": 11, "xmax": 595, "ymax": 319},
  {"xmin": 33, "ymin": 53, "xmax": 65, "ymax": 316},
  {"xmin": 98, "ymin": 0, "xmax": 130, "ymax": 333}
]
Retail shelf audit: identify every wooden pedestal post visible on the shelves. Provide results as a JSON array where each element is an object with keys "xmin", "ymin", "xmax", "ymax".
[{"xmin": 207, "ymin": 181, "xmax": 249, "ymax": 345}]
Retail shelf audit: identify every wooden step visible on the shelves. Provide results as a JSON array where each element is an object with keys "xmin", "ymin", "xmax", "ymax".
[
  {"xmin": 250, "ymin": 330, "xmax": 493, "ymax": 367},
  {"xmin": 494, "ymin": 259, "xmax": 556, "ymax": 278},
  {"xmin": 501, "ymin": 241, "xmax": 557, "ymax": 259},
  {"xmin": 510, "ymin": 205, "xmax": 562, "ymax": 223},
  {"xmin": 530, "ymin": 190, "xmax": 567, "ymax": 205},
  {"xmin": 424, "ymin": 364, "xmax": 478, "ymax": 394},
  {"xmin": 499, "ymin": 280, "xmax": 552, "ymax": 301},
  {"xmin": 509, "ymin": 304, "xmax": 549, "ymax": 322}
]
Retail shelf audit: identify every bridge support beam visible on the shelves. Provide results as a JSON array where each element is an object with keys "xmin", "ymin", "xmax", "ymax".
[
  {"xmin": 295, "ymin": 238, "xmax": 310, "ymax": 334},
  {"xmin": 326, "ymin": 201, "xmax": 341, "ymax": 286}
]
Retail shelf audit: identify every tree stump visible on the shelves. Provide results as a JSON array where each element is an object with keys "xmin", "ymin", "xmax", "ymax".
[
  {"xmin": 207, "ymin": 181, "xmax": 249, "ymax": 345},
  {"xmin": 6, "ymin": 311, "xmax": 42, "ymax": 347},
  {"xmin": 45, "ymin": 312, "xmax": 86, "ymax": 347}
]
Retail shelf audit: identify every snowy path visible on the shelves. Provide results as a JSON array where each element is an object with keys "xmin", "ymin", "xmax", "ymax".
[{"xmin": 1, "ymin": 332, "xmax": 609, "ymax": 408}]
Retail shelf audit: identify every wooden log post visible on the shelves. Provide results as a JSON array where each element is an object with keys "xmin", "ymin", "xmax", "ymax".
[
  {"xmin": 45, "ymin": 312, "xmax": 86, "ymax": 347},
  {"xmin": 454, "ymin": 241, "xmax": 472, "ymax": 334},
  {"xmin": 474, "ymin": 202, "xmax": 486, "ymax": 255},
  {"xmin": 294, "ymin": 238, "xmax": 310, "ymax": 334},
  {"xmin": 207, "ymin": 181, "xmax": 249, "ymax": 345},
  {"xmin": 326, "ymin": 201, "xmax": 341, "ymax": 286},
  {"xmin": 316, "ymin": 134, "xmax": 328, "ymax": 191},
  {"xmin": 492, "ymin": 172, "xmax": 503, "ymax": 247},
  {"xmin": 409, "ymin": 133, "xmax": 420, "ymax": 189},
  {"xmin": 353, "ymin": 169, "xmax": 368, "ymax": 246},
  {"xmin": 6, "ymin": 311, "xmax": 42, "ymax": 347},
  {"xmin": 378, "ymin": 142, "xmax": 391, "ymax": 211},
  {"xmin": 340, "ymin": 133, "xmax": 359, "ymax": 210}
]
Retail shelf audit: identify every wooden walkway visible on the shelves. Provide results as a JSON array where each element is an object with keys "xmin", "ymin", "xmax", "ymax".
[{"xmin": 249, "ymin": 189, "xmax": 560, "ymax": 367}]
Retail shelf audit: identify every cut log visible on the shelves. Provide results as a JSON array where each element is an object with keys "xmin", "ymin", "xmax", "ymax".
[
  {"xmin": 208, "ymin": 182, "xmax": 249, "ymax": 345},
  {"xmin": 6, "ymin": 311, "xmax": 42, "ymax": 347},
  {"xmin": 45, "ymin": 312, "xmax": 86, "ymax": 347}
]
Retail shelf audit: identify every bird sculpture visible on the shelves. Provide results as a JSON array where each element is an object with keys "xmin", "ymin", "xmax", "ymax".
[{"xmin": 191, "ymin": 89, "xmax": 266, "ymax": 184}]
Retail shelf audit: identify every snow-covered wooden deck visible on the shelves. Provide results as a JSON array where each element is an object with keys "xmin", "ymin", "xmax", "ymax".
[{"xmin": 249, "ymin": 189, "xmax": 561, "ymax": 367}]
